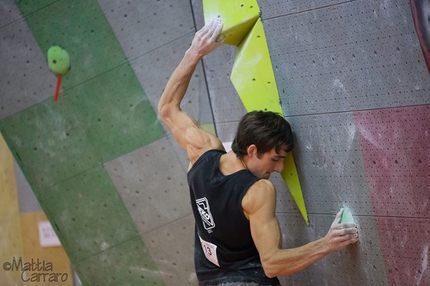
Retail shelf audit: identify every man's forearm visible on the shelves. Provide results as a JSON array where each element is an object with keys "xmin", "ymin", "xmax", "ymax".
[
  {"xmin": 263, "ymin": 219, "xmax": 358, "ymax": 278},
  {"xmin": 263, "ymin": 238, "xmax": 328, "ymax": 278},
  {"xmin": 159, "ymin": 18, "xmax": 223, "ymax": 114},
  {"xmin": 158, "ymin": 49, "xmax": 201, "ymax": 113}
]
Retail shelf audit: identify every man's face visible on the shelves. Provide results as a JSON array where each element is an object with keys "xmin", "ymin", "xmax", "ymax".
[{"xmin": 247, "ymin": 147, "xmax": 288, "ymax": 179}]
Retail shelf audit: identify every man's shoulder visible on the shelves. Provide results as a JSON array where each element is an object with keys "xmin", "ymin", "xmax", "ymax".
[
  {"xmin": 242, "ymin": 179, "xmax": 277, "ymax": 215},
  {"xmin": 246, "ymin": 179, "xmax": 276, "ymax": 202},
  {"xmin": 185, "ymin": 126, "xmax": 224, "ymax": 164},
  {"xmin": 250, "ymin": 179, "xmax": 275, "ymax": 190},
  {"xmin": 188, "ymin": 148, "xmax": 225, "ymax": 173}
]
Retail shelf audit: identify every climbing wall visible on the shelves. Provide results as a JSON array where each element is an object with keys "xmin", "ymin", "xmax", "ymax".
[
  {"xmin": 1, "ymin": 0, "xmax": 429, "ymax": 285},
  {"xmin": 193, "ymin": 0, "xmax": 430, "ymax": 285},
  {"xmin": 0, "ymin": 0, "xmax": 210, "ymax": 285}
]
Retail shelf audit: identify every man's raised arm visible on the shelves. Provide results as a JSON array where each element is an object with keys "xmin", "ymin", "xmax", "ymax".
[{"xmin": 158, "ymin": 18, "xmax": 223, "ymax": 152}]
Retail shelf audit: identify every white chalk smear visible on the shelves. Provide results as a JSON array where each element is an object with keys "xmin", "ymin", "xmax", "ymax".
[{"xmin": 416, "ymin": 244, "xmax": 428, "ymax": 285}]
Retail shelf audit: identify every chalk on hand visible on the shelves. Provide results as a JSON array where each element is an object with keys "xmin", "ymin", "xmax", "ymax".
[{"xmin": 340, "ymin": 206, "xmax": 355, "ymax": 224}]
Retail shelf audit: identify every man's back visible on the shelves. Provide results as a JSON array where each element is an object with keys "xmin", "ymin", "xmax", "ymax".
[{"xmin": 188, "ymin": 149, "xmax": 281, "ymax": 285}]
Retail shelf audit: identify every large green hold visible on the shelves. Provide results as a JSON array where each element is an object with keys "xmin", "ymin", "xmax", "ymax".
[{"xmin": 47, "ymin": 45, "xmax": 71, "ymax": 76}]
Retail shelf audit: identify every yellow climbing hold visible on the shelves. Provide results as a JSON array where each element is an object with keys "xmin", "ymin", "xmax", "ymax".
[
  {"xmin": 231, "ymin": 19, "xmax": 283, "ymax": 114},
  {"xmin": 203, "ymin": 0, "xmax": 309, "ymax": 225},
  {"xmin": 203, "ymin": 0, "xmax": 260, "ymax": 46},
  {"xmin": 281, "ymin": 155, "xmax": 309, "ymax": 225}
]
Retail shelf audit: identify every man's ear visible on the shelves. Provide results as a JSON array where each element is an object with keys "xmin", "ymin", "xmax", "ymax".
[{"xmin": 247, "ymin": 144, "xmax": 258, "ymax": 158}]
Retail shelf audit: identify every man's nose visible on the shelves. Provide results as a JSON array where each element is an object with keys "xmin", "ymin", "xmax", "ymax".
[{"xmin": 274, "ymin": 160, "xmax": 285, "ymax": 173}]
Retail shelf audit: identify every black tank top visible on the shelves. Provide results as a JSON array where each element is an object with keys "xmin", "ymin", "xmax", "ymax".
[{"xmin": 187, "ymin": 149, "xmax": 280, "ymax": 285}]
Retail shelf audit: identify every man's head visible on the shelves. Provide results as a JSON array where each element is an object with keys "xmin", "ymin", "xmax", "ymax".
[
  {"xmin": 232, "ymin": 111, "xmax": 294, "ymax": 158},
  {"xmin": 231, "ymin": 111, "xmax": 294, "ymax": 178}
]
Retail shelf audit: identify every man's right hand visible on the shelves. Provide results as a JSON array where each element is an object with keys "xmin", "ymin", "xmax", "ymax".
[{"xmin": 324, "ymin": 209, "xmax": 359, "ymax": 252}]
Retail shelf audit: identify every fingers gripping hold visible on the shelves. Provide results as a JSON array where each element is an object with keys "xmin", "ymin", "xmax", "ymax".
[
  {"xmin": 207, "ymin": 18, "xmax": 223, "ymax": 42},
  {"xmin": 325, "ymin": 210, "xmax": 359, "ymax": 252},
  {"xmin": 326, "ymin": 225, "xmax": 358, "ymax": 252},
  {"xmin": 332, "ymin": 207, "xmax": 358, "ymax": 241},
  {"xmin": 339, "ymin": 226, "xmax": 359, "ymax": 243},
  {"xmin": 190, "ymin": 18, "xmax": 224, "ymax": 57}
]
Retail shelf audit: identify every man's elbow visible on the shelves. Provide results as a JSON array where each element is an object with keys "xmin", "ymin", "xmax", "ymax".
[
  {"xmin": 264, "ymin": 270, "xmax": 277, "ymax": 279},
  {"xmin": 261, "ymin": 259, "xmax": 279, "ymax": 278},
  {"xmin": 157, "ymin": 100, "xmax": 165, "ymax": 115},
  {"xmin": 262, "ymin": 259, "xmax": 297, "ymax": 278},
  {"xmin": 157, "ymin": 103, "xmax": 170, "ymax": 122}
]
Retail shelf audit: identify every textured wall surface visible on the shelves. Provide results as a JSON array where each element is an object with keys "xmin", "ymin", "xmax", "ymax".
[
  {"xmin": 1, "ymin": 0, "xmax": 429, "ymax": 285},
  {"xmin": 195, "ymin": 0, "xmax": 430, "ymax": 285},
  {"xmin": 1, "ymin": 0, "xmax": 207, "ymax": 285}
]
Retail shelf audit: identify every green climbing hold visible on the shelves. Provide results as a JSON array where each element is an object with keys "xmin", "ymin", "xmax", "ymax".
[
  {"xmin": 340, "ymin": 206, "xmax": 355, "ymax": 223},
  {"xmin": 47, "ymin": 45, "xmax": 71, "ymax": 76}
]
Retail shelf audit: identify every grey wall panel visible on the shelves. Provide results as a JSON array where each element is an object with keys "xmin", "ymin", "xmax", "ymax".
[
  {"xmin": 191, "ymin": 0, "xmax": 205, "ymax": 28},
  {"xmin": 105, "ymin": 137, "xmax": 191, "ymax": 234},
  {"xmin": 142, "ymin": 215, "xmax": 197, "ymax": 286},
  {"xmin": 98, "ymin": 0, "xmax": 194, "ymax": 60},
  {"xmin": 271, "ymin": 172, "xmax": 301, "ymax": 214},
  {"xmin": 203, "ymin": 45, "xmax": 247, "ymax": 124},
  {"xmin": 0, "ymin": 0, "xmax": 22, "ymax": 27},
  {"xmin": 258, "ymin": 0, "xmax": 350, "ymax": 20},
  {"xmin": 286, "ymin": 112, "xmax": 373, "ymax": 216},
  {"xmin": 213, "ymin": 120, "xmax": 239, "ymax": 143},
  {"xmin": 167, "ymin": 133, "xmax": 190, "ymax": 173},
  {"xmin": 263, "ymin": 0, "xmax": 430, "ymax": 116},
  {"xmin": 130, "ymin": 33, "xmax": 213, "ymax": 126},
  {"xmin": 0, "ymin": 19, "xmax": 54, "ymax": 119},
  {"xmin": 285, "ymin": 115, "xmax": 331, "ymax": 213}
]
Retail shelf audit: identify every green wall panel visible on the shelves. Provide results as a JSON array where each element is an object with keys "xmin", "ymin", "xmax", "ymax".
[
  {"xmin": 75, "ymin": 236, "xmax": 164, "ymax": 286},
  {"xmin": 18, "ymin": 0, "xmax": 127, "ymax": 90},
  {"xmin": 15, "ymin": 0, "xmax": 59, "ymax": 16},
  {"xmin": 61, "ymin": 63, "xmax": 165, "ymax": 163},
  {"xmin": 0, "ymin": 100, "xmax": 100, "ymax": 191},
  {"xmin": 1, "ymin": 0, "xmax": 165, "ymax": 191},
  {"xmin": 40, "ymin": 166, "xmax": 139, "ymax": 263},
  {"xmin": 0, "ymin": 0, "xmax": 168, "ymax": 282},
  {"xmin": 0, "ymin": 63, "xmax": 164, "ymax": 191}
]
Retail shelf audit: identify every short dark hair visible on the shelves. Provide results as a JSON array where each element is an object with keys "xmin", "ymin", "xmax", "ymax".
[{"xmin": 231, "ymin": 111, "xmax": 294, "ymax": 159}]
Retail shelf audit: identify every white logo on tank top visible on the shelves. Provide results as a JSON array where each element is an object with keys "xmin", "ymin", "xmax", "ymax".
[{"xmin": 196, "ymin": 197, "xmax": 215, "ymax": 232}]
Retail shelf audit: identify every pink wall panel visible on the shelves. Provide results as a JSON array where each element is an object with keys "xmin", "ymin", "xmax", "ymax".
[
  {"xmin": 355, "ymin": 105, "xmax": 429, "ymax": 217},
  {"xmin": 355, "ymin": 105, "xmax": 430, "ymax": 286},
  {"xmin": 375, "ymin": 217, "xmax": 429, "ymax": 285}
]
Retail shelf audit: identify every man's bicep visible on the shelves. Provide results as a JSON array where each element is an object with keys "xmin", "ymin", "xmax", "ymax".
[
  {"xmin": 245, "ymin": 182, "xmax": 282, "ymax": 261},
  {"xmin": 161, "ymin": 108, "xmax": 223, "ymax": 158},
  {"xmin": 160, "ymin": 107, "xmax": 198, "ymax": 150}
]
